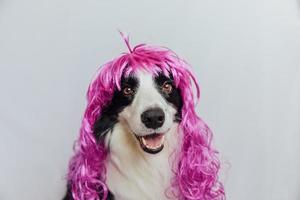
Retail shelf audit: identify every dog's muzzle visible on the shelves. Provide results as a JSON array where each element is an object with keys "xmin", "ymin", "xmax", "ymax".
[{"xmin": 136, "ymin": 108, "xmax": 166, "ymax": 154}]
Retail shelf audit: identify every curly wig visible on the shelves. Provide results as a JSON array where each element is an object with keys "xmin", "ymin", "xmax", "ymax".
[{"xmin": 66, "ymin": 34, "xmax": 225, "ymax": 200}]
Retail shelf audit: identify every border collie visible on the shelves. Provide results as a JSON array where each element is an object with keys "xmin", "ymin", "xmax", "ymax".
[{"xmin": 63, "ymin": 36, "xmax": 225, "ymax": 200}]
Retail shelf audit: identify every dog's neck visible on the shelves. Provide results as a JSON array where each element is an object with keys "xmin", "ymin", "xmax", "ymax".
[{"xmin": 105, "ymin": 122, "xmax": 180, "ymax": 200}]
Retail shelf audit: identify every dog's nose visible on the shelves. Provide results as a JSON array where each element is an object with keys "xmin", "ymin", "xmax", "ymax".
[{"xmin": 141, "ymin": 108, "xmax": 165, "ymax": 129}]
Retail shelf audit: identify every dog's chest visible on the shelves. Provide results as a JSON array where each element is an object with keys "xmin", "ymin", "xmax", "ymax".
[
  {"xmin": 106, "ymin": 151, "xmax": 173, "ymax": 200},
  {"xmin": 105, "ymin": 125, "xmax": 179, "ymax": 200}
]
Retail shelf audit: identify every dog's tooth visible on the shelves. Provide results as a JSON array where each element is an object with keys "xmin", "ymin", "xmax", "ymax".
[{"xmin": 141, "ymin": 137, "xmax": 147, "ymax": 146}]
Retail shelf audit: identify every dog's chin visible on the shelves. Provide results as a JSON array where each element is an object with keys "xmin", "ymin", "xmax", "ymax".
[{"xmin": 135, "ymin": 133, "xmax": 165, "ymax": 154}]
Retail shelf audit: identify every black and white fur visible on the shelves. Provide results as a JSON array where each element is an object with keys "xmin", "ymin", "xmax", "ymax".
[{"xmin": 64, "ymin": 70, "xmax": 183, "ymax": 200}]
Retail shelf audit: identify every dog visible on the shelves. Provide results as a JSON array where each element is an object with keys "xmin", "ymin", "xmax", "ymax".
[{"xmin": 63, "ymin": 36, "xmax": 225, "ymax": 200}]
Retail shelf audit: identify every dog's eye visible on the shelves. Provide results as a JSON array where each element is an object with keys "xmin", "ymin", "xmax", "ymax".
[
  {"xmin": 123, "ymin": 87, "xmax": 135, "ymax": 96},
  {"xmin": 162, "ymin": 82, "xmax": 173, "ymax": 94}
]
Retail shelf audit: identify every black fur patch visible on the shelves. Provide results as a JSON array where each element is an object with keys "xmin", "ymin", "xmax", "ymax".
[
  {"xmin": 62, "ymin": 185, "xmax": 115, "ymax": 200},
  {"xmin": 93, "ymin": 76, "xmax": 139, "ymax": 140},
  {"xmin": 154, "ymin": 73, "xmax": 183, "ymax": 122}
]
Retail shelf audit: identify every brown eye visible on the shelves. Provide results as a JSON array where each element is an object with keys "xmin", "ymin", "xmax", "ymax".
[
  {"xmin": 162, "ymin": 82, "xmax": 173, "ymax": 94},
  {"xmin": 123, "ymin": 87, "xmax": 134, "ymax": 96}
]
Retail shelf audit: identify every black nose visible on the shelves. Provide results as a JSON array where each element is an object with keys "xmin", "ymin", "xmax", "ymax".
[{"xmin": 141, "ymin": 108, "xmax": 165, "ymax": 129}]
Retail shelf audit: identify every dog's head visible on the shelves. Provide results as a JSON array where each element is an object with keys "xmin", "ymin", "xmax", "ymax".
[{"xmin": 94, "ymin": 69, "xmax": 182, "ymax": 154}]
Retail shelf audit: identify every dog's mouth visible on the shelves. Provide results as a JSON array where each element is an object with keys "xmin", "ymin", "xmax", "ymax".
[{"xmin": 136, "ymin": 133, "xmax": 165, "ymax": 154}]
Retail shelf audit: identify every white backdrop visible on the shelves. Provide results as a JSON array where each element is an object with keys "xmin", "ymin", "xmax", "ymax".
[{"xmin": 1, "ymin": 0, "xmax": 300, "ymax": 199}]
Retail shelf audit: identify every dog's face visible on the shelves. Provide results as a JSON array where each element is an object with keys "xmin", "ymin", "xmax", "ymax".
[{"xmin": 94, "ymin": 70, "xmax": 182, "ymax": 154}]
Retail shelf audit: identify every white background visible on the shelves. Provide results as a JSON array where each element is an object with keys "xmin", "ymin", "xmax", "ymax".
[{"xmin": 1, "ymin": 0, "xmax": 300, "ymax": 199}]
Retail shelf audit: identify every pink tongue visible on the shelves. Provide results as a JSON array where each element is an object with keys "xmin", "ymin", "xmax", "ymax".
[{"xmin": 143, "ymin": 134, "xmax": 163, "ymax": 148}]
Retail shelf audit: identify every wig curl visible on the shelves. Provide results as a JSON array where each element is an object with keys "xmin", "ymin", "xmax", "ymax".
[{"xmin": 66, "ymin": 34, "xmax": 225, "ymax": 200}]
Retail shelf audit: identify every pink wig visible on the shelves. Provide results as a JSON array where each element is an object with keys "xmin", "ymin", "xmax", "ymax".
[{"xmin": 67, "ymin": 35, "xmax": 225, "ymax": 200}]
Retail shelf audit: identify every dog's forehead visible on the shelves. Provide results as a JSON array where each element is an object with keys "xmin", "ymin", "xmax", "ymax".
[
  {"xmin": 135, "ymin": 70, "xmax": 154, "ymax": 84},
  {"xmin": 128, "ymin": 69, "xmax": 170, "ymax": 85}
]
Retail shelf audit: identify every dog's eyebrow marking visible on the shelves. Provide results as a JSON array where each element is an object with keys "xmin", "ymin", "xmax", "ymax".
[
  {"xmin": 153, "ymin": 73, "xmax": 173, "ymax": 86},
  {"xmin": 121, "ymin": 76, "xmax": 138, "ymax": 86}
]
